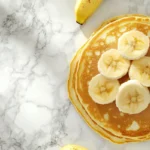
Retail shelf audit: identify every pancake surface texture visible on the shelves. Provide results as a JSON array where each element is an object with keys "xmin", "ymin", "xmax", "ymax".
[{"xmin": 68, "ymin": 15, "xmax": 150, "ymax": 143}]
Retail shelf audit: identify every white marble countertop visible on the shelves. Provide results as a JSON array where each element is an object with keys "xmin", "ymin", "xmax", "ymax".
[{"xmin": 1, "ymin": 0, "xmax": 150, "ymax": 150}]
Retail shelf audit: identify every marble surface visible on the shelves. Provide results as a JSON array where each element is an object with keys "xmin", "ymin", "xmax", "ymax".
[{"xmin": 0, "ymin": 0, "xmax": 150, "ymax": 150}]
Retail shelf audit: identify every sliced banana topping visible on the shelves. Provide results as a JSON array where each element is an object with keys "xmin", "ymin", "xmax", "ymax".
[
  {"xmin": 118, "ymin": 30, "xmax": 149, "ymax": 60},
  {"xmin": 98, "ymin": 49, "xmax": 130, "ymax": 79},
  {"xmin": 116, "ymin": 80, "xmax": 150, "ymax": 114},
  {"xmin": 129, "ymin": 56, "xmax": 150, "ymax": 87},
  {"xmin": 88, "ymin": 74, "xmax": 120, "ymax": 104}
]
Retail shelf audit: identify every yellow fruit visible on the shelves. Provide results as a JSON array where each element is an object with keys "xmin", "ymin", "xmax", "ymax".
[
  {"xmin": 118, "ymin": 30, "xmax": 149, "ymax": 60},
  {"xmin": 61, "ymin": 145, "xmax": 88, "ymax": 150},
  {"xmin": 98, "ymin": 49, "xmax": 130, "ymax": 79},
  {"xmin": 75, "ymin": 0, "xmax": 103, "ymax": 24},
  {"xmin": 88, "ymin": 74, "xmax": 120, "ymax": 104},
  {"xmin": 129, "ymin": 56, "xmax": 150, "ymax": 87},
  {"xmin": 116, "ymin": 80, "xmax": 150, "ymax": 114}
]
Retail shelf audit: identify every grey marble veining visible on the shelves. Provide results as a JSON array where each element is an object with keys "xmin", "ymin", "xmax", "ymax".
[{"xmin": 0, "ymin": 0, "xmax": 150, "ymax": 150}]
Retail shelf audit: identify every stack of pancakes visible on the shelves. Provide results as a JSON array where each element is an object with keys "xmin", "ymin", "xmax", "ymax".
[{"xmin": 68, "ymin": 14, "xmax": 150, "ymax": 143}]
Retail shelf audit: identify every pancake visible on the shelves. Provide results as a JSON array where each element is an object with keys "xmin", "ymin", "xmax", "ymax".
[
  {"xmin": 69, "ymin": 14, "xmax": 150, "ymax": 142},
  {"xmin": 76, "ymin": 16, "xmax": 150, "ymax": 138},
  {"xmin": 68, "ymin": 16, "xmax": 135, "ymax": 144},
  {"xmin": 68, "ymin": 14, "xmax": 150, "ymax": 143}
]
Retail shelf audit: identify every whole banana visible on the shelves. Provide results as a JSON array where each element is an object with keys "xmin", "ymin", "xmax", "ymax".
[
  {"xmin": 75, "ymin": 0, "xmax": 103, "ymax": 24},
  {"xmin": 61, "ymin": 145, "xmax": 88, "ymax": 150}
]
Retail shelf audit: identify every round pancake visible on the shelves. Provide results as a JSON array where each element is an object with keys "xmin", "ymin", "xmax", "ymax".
[
  {"xmin": 76, "ymin": 16, "xmax": 150, "ymax": 138},
  {"xmin": 68, "ymin": 15, "xmax": 139, "ymax": 144},
  {"xmin": 69, "ymin": 14, "xmax": 150, "ymax": 142},
  {"xmin": 68, "ymin": 14, "xmax": 150, "ymax": 143}
]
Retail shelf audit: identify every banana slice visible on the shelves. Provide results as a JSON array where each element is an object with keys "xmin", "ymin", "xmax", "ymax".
[
  {"xmin": 97, "ymin": 49, "xmax": 130, "ymax": 79},
  {"xmin": 88, "ymin": 74, "xmax": 120, "ymax": 104},
  {"xmin": 118, "ymin": 30, "xmax": 149, "ymax": 60},
  {"xmin": 116, "ymin": 80, "xmax": 150, "ymax": 114},
  {"xmin": 129, "ymin": 56, "xmax": 150, "ymax": 87}
]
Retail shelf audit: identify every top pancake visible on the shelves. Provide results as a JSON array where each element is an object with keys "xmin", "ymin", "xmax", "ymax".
[
  {"xmin": 68, "ymin": 15, "xmax": 142, "ymax": 144},
  {"xmin": 68, "ymin": 15, "xmax": 150, "ymax": 143},
  {"xmin": 76, "ymin": 16, "xmax": 150, "ymax": 138}
]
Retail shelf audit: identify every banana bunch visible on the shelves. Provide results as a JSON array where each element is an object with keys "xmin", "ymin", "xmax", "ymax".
[{"xmin": 88, "ymin": 30, "xmax": 150, "ymax": 114}]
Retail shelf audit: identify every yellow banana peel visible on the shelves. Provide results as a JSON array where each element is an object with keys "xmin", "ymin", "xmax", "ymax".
[
  {"xmin": 75, "ymin": 0, "xmax": 103, "ymax": 24},
  {"xmin": 61, "ymin": 144, "xmax": 88, "ymax": 150}
]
